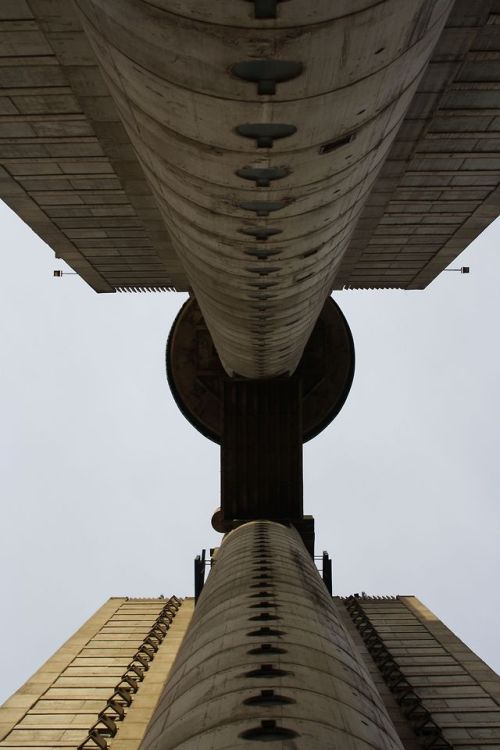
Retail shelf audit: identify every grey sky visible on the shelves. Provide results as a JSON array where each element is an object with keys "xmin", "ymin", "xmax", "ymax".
[{"xmin": 0, "ymin": 197, "xmax": 499, "ymax": 704}]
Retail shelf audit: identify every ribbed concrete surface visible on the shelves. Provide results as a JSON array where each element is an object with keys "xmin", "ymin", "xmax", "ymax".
[
  {"xmin": 0, "ymin": 598, "xmax": 184, "ymax": 749},
  {"xmin": 74, "ymin": 1, "xmax": 452, "ymax": 376},
  {"xmin": 340, "ymin": 596, "xmax": 500, "ymax": 750},
  {"xmin": 139, "ymin": 521, "xmax": 405, "ymax": 749}
]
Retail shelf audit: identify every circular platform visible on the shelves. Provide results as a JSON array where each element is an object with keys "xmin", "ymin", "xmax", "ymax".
[{"xmin": 166, "ymin": 296, "xmax": 354, "ymax": 443}]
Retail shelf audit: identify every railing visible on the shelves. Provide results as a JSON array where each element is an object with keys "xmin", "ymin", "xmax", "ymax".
[
  {"xmin": 78, "ymin": 596, "xmax": 182, "ymax": 750},
  {"xmin": 343, "ymin": 596, "xmax": 452, "ymax": 750},
  {"xmin": 194, "ymin": 547, "xmax": 332, "ymax": 602}
]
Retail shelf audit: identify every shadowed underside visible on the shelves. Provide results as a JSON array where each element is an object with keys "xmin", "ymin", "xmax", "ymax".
[
  {"xmin": 2, "ymin": 2, "xmax": 500, "ymax": 377},
  {"xmin": 72, "ymin": 0, "xmax": 452, "ymax": 377}
]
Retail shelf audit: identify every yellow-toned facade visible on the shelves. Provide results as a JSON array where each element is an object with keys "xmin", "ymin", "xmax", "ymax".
[
  {"xmin": 0, "ymin": 598, "xmax": 193, "ymax": 750},
  {"xmin": 2, "ymin": 591, "xmax": 499, "ymax": 750}
]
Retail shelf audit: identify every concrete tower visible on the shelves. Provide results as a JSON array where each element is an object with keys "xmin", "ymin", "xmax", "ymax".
[
  {"xmin": 1, "ymin": 552, "xmax": 499, "ymax": 749},
  {"xmin": 1, "ymin": 1, "xmax": 499, "ymax": 748}
]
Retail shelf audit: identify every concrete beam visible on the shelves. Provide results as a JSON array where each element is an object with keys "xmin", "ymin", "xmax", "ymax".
[
  {"xmin": 74, "ymin": 0, "xmax": 452, "ymax": 376},
  {"xmin": 140, "ymin": 521, "xmax": 405, "ymax": 749}
]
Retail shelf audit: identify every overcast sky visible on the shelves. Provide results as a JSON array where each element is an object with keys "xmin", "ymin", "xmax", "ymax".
[{"xmin": 0, "ymin": 197, "xmax": 499, "ymax": 703}]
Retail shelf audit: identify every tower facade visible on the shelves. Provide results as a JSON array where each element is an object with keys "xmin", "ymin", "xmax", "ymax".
[
  {"xmin": 1, "ymin": 2, "xmax": 498, "ymax": 749},
  {"xmin": 1, "ymin": 527, "xmax": 499, "ymax": 750},
  {"xmin": 339, "ymin": 596, "xmax": 500, "ymax": 750},
  {"xmin": 0, "ymin": 598, "xmax": 193, "ymax": 750}
]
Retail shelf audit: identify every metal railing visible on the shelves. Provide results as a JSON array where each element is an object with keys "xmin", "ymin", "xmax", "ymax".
[
  {"xmin": 343, "ymin": 596, "xmax": 452, "ymax": 750},
  {"xmin": 78, "ymin": 596, "xmax": 182, "ymax": 750}
]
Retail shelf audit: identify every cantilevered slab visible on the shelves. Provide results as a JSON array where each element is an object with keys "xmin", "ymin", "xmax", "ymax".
[
  {"xmin": 336, "ymin": 0, "xmax": 500, "ymax": 289},
  {"xmin": 0, "ymin": 0, "xmax": 188, "ymax": 292}
]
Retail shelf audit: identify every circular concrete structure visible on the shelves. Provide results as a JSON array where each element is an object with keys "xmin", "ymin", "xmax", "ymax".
[{"xmin": 167, "ymin": 296, "xmax": 354, "ymax": 443}]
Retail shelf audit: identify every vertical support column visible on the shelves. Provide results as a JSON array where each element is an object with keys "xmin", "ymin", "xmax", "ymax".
[
  {"xmin": 194, "ymin": 550, "xmax": 206, "ymax": 602},
  {"xmin": 322, "ymin": 550, "xmax": 333, "ymax": 594},
  {"xmin": 221, "ymin": 378, "xmax": 303, "ymax": 521},
  {"xmin": 139, "ymin": 521, "xmax": 404, "ymax": 750}
]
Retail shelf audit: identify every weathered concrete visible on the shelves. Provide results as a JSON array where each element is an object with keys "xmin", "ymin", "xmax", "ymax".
[
  {"xmin": 0, "ymin": 598, "xmax": 190, "ymax": 750},
  {"xmin": 337, "ymin": 0, "xmax": 500, "ymax": 290},
  {"xmin": 3, "ymin": 2, "xmax": 500, "ymax": 375},
  {"xmin": 73, "ymin": 0, "xmax": 452, "ymax": 377},
  {"xmin": 139, "ymin": 521, "xmax": 405, "ymax": 749},
  {"xmin": 0, "ymin": 0, "xmax": 187, "ymax": 292},
  {"xmin": 340, "ymin": 595, "xmax": 500, "ymax": 750}
]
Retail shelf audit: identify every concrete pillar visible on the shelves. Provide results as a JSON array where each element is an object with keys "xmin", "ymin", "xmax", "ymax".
[
  {"xmin": 140, "ymin": 521, "xmax": 404, "ymax": 749},
  {"xmin": 73, "ymin": 0, "xmax": 454, "ymax": 379}
]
